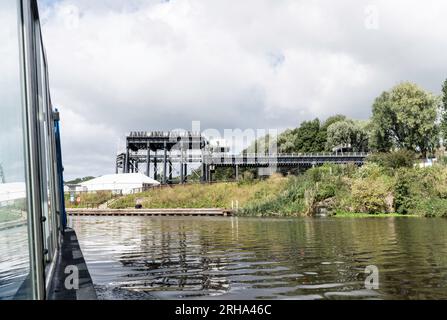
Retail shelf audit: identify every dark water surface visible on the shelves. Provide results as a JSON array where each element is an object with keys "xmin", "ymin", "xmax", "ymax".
[{"xmin": 70, "ymin": 216, "xmax": 447, "ymax": 300}]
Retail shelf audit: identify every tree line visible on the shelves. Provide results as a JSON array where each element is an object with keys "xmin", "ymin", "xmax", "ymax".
[{"xmin": 249, "ymin": 80, "xmax": 447, "ymax": 159}]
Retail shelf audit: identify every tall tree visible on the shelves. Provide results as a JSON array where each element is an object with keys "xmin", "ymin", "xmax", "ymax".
[
  {"xmin": 326, "ymin": 120, "xmax": 369, "ymax": 152},
  {"xmin": 441, "ymin": 79, "xmax": 447, "ymax": 144},
  {"xmin": 370, "ymin": 82, "xmax": 439, "ymax": 158}
]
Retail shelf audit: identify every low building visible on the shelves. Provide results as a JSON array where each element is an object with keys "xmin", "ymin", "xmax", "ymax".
[{"xmin": 78, "ymin": 173, "xmax": 160, "ymax": 195}]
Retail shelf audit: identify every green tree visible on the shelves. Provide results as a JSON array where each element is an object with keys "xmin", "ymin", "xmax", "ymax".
[
  {"xmin": 370, "ymin": 82, "xmax": 440, "ymax": 157},
  {"xmin": 394, "ymin": 170, "xmax": 411, "ymax": 214},
  {"xmin": 326, "ymin": 120, "xmax": 369, "ymax": 152},
  {"xmin": 321, "ymin": 114, "xmax": 347, "ymax": 131},
  {"xmin": 441, "ymin": 79, "xmax": 447, "ymax": 143},
  {"xmin": 367, "ymin": 150, "xmax": 415, "ymax": 170},
  {"xmin": 293, "ymin": 119, "xmax": 326, "ymax": 152},
  {"xmin": 277, "ymin": 119, "xmax": 324, "ymax": 153}
]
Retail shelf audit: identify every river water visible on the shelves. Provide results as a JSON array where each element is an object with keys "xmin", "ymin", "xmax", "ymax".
[{"xmin": 70, "ymin": 216, "xmax": 447, "ymax": 300}]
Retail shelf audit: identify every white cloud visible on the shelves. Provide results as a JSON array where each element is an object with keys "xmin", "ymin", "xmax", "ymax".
[{"xmin": 38, "ymin": 0, "xmax": 447, "ymax": 179}]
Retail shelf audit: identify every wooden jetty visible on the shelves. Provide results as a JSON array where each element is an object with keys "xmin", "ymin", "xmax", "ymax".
[{"xmin": 67, "ymin": 208, "xmax": 234, "ymax": 217}]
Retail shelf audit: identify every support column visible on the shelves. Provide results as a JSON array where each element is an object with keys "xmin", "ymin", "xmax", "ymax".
[
  {"xmin": 184, "ymin": 163, "xmax": 188, "ymax": 183},
  {"xmin": 169, "ymin": 160, "xmax": 173, "ymax": 184},
  {"xmin": 180, "ymin": 144, "xmax": 184, "ymax": 184},
  {"xmin": 163, "ymin": 142, "xmax": 168, "ymax": 185},
  {"xmin": 146, "ymin": 143, "xmax": 150, "ymax": 177},
  {"xmin": 201, "ymin": 163, "xmax": 206, "ymax": 183},
  {"xmin": 154, "ymin": 151, "xmax": 158, "ymax": 181},
  {"xmin": 235, "ymin": 165, "xmax": 239, "ymax": 181},
  {"xmin": 180, "ymin": 162, "xmax": 184, "ymax": 184},
  {"xmin": 125, "ymin": 143, "xmax": 130, "ymax": 173}
]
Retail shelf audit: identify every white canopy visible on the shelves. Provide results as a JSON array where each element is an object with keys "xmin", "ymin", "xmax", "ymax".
[{"xmin": 79, "ymin": 173, "xmax": 160, "ymax": 194}]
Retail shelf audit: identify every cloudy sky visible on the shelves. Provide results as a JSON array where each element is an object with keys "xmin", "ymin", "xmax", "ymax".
[{"xmin": 38, "ymin": 0, "xmax": 447, "ymax": 179}]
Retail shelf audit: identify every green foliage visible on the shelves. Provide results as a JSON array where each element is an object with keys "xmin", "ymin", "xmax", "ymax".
[
  {"xmin": 394, "ymin": 170, "xmax": 412, "ymax": 214},
  {"xmin": 65, "ymin": 191, "xmax": 114, "ymax": 208},
  {"xmin": 321, "ymin": 115, "xmax": 347, "ymax": 130},
  {"xmin": 371, "ymin": 82, "xmax": 440, "ymax": 157},
  {"xmin": 111, "ymin": 177, "xmax": 286, "ymax": 210},
  {"xmin": 441, "ymin": 79, "xmax": 447, "ymax": 142},
  {"xmin": 367, "ymin": 150, "xmax": 415, "ymax": 170},
  {"xmin": 354, "ymin": 163, "xmax": 386, "ymax": 179},
  {"xmin": 108, "ymin": 161, "xmax": 447, "ymax": 217},
  {"xmin": 351, "ymin": 177, "xmax": 391, "ymax": 214},
  {"xmin": 275, "ymin": 116, "xmax": 347, "ymax": 154},
  {"xmin": 213, "ymin": 167, "xmax": 235, "ymax": 181},
  {"xmin": 326, "ymin": 119, "xmax": 369, "ymax": 152},
  {"xmin": 413, "ymin": 198, "xmax": 447, "ymax": 217},
  {"xmin": 277, "ymin": 119, "xmax": 324, "ymax": 153}
]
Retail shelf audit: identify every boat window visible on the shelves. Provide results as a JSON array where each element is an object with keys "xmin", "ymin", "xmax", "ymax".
[{"xmin": 0, "ymin": 0, "xmax": 33, "ymax": 300}]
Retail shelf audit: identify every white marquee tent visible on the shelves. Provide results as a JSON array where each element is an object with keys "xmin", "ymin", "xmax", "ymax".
[{"xmin": 77, "ymin": 173, "xmax": 160, "ymax": 195}]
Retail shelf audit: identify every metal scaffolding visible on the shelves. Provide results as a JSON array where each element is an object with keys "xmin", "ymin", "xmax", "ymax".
[
  {"xmin": 116, "ymin": 132, "xmax": 369, "ymax": 185},
  {"xmin": 119, "ymin": 131, "xmax": 208, "ymax": 185}
]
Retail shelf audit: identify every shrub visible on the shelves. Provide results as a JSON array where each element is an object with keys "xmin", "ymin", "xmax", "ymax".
[
  {"xmin": 413, "ymin": 198, "xmax": 447, "ymax": 217},
  {"xmin": 351, "ymin": 177, "xmax": 391, "ymax": 214},
  {"xmin": 367, "ymin": 150, "xmax": 416, "ymax": 170},
  {"xmin": 354, "ymin": 163, "xmax": 385, "ymax": 179},
  {"xmin": 394, "ymin": 170, "xmax": 412, "ymax": 214}
]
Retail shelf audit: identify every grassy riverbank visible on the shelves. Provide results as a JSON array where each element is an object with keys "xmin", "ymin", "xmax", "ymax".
[
  {"xmin": 108, "ymin": 159, "xmax": 447, "ymax": 218},
  {"xmin": 65, "ymin": 191, "xmax": 116, "ymax": 208},
  {"xmin": 110, "ymin": 175, "xmax": 287, "ymax": 210}
]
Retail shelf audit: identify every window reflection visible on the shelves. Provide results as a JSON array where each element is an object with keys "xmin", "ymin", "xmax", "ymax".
[{"xmin": 0, "ymin": 1, "xmax": 32, "ymax": 300}]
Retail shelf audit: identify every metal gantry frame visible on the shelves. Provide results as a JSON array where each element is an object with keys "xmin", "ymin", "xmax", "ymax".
[
  {"xmin": 119, "ymin": 131, "xmax": 208, "ymax": 184},
  {"xmin": 117, "ymin": 134, "xmax": 369, "ymax": 184}
]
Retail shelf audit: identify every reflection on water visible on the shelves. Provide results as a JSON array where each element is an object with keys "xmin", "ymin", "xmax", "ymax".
[
  {"xmin": 71, "ymin": 216, "xmax": 447, "ymax": 300},
  {"xmin": 0, "ymin": 225, "xmax": 30, "ymax": 300}
]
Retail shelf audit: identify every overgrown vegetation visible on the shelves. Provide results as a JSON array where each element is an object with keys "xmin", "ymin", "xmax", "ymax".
[
  {"xmin": 241, "ymin": 162, "xmax": 447, "ymax": 217},
  {"xmin": 110, "ymin": 175, "xmax": 287, "ymax": 210},
  {"xmin": 109, "ymin": 160, "xmax": 447, "ymax": 217},
  {"xmin": 65, "ymin": 191, "xmax": 115, "ymax": 208}
]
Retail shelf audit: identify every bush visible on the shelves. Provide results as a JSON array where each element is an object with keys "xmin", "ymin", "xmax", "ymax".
[
  {"xmin": 351, "ymin": 177, "xmax": 391, "ymax": 214},
  {"xmin": 413, "ymin": 198, "xmax": 447, "ymax": 217},
  {"xmin": 394, "ymin": 170, "xmax": 412, "ymax": 214},
  {"xmin": 367, "ymin": 150, "xmax": 415, "ymax": 170}
]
